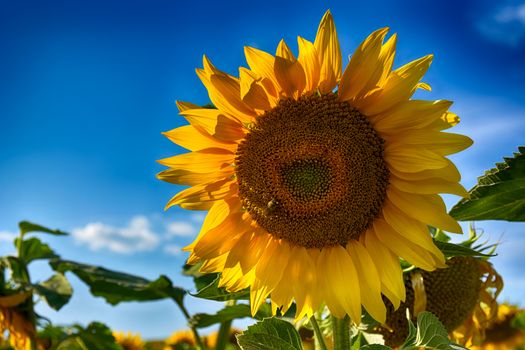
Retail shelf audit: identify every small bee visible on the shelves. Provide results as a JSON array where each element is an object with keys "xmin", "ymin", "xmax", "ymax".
[{"xmin": 266, "ymin": 198, "xmax": 279, "ymax": 214}]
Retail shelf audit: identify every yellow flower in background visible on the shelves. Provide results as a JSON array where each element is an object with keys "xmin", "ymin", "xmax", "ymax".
[
  {"xmin": 164, "ymin": 330, "xmax": 196, "ymax": 349},
  {"xmin": 0, "ymin": 292, "xmax": 35, "ymax": 350},
  {"xmin": 158, "ymin": 10, "xmax": 472, "ymax": 323},
  {"xmin": 466, "ymin": 303, "xmax": 525, "ymax": 350},
  {"xmin": 113, "ymin": 331, "xmax": 145, "ymax": 350},
  {"xmin": 375, "ymin": 257, "xmax": 502, "ymax": 347}
]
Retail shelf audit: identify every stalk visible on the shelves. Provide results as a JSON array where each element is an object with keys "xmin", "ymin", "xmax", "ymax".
[{"xmin": 331, "ymin": 315, "xmax": 351, "ymax": 350}]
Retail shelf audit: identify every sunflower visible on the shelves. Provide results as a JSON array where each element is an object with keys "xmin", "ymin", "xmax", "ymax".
[
  {"xmin": 374, "ymin": 257, "xmax": 502, "ymax": 347},
  {"xmin": 467, "ymin": 304, "xmax": 525, "ymax": 350},
  {"xmin": 0, "ymin": 292, "xmax": 35, "ymax": 350},
  {"xmin": 164, "ymin": 330, "xmax": 196, "ymax": 349},
  {"xmin": 113, "ymin": 331, "xmax": 145, "ymax": 350},
  {"xmin": 158, "ymin": 10, "xmax": 472, "ymax": 323}
]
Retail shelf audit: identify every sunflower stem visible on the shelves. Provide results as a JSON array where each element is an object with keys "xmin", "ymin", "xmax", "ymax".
[
  {"xmin": 174, "ymin": 298, "xmax": 206, "ymax": 350},
  {"xmin": 216, "ymin": 300, "xmax": 235, "ymax": 350},
  {"xmin": 331, "ymin": 315, "xmax": 351, "ymax": 350},
  {"xmin": 310, "ymin": 315, "xmax": 328, "ymax": 350}
]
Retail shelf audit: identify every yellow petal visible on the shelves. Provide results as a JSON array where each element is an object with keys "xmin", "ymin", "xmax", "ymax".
[
  {"xmin": 387, "ymin": 188, "xmax": 463, "ymax": 233},
  {"xmin": 244, "ymin": 46, "xmax": 280, "ymax": 95},
  {"xmin": 358, "ymin": 55, "xmax": 433, "ymax": 115},
  {"xmin": 158, "ymin": 148, "xmax": 234, "ymax": 173},
  {"xmin": 318, "ymin": 245, "xmax": 361, "ymax": 322},
  {"xmin": 193, "ymin": 212, "xmax": 251, "ymax": 260},
  {"xmin": 196, "ymin": 59, "xmax": 256, "ymax": 124},
  {"xmin": 276, "ymin": 39, "xmax": 296, "ymax": 61},
  {"xmin": 165, "ymin": 178, "xmax": 237, "ymax": 210},
  {"xmin": 362, "ymin": 230, "xmax": 405, "ymax": 308},
  {"xmin": 179, "ymin": 108, "xmax": 245, "ymax": 141},
  {"xmin": 176, "ymin": 100, "xmax": 201, "ymax": 112},
  {"xmin": 162, "ymin": 125, "xmax": 237, "ymax": 152},
  {"xmin": 387, "ymin": 130, "xmax": 473, "ymax": 156},
  {"xmin": 373, "ymin": 219, "xmax": 438, "ymax": 271},
  {"xmin": 157, "ymin": 168, "xmax": 234, "ymax": 186},
  {"xmin": 339, "ymin": 28, "xmax": 389, "ymax": 101},
  {"xmin": 250, "ymin": 239, "xmax": 290, "ymax": 315},
  {"xmin": 274, "ymin": 55, "xmax": 306, "ymax": 97},
  {"xmin": 185, "ymin": 199, "xmax": 238, "ymax": 252},
  {"xmin": 385, "ymin": 144, "xmax": 448, "ymax": 173},
  {"xmin": 347, "ymin": 241, "xmax": 386, "ymax": 323},
  {"xmin": 297, "ymin": 36, "xmax": 320, "ymax": 93},
  {"xmin": 390, "ymin": 174, "xmax": 469, "ymax": 197},
  {"xmin": 389, "ymin": 158, "xmax": 461, "ymax": 183},
  {"xmin": 239, "ymin": 67, "xmax": 273, "ymax": 110},
  {"xmin": 314, "ymin": 10, "xmax": 342, "ymax": 93},
  {"xmin": 429, "ymin": 111, "xmax": 460, "ymax": 130},
  {"xmin": 377, "ymin": 33, "xmax": 397, "ymax": 84},
  {"xmin": 371, "ymin": 99, "xmax": 452, "ymax": 133},
  {"xmin": 381, "ymin": 200, "xmax": 446, "ymax": 265}
]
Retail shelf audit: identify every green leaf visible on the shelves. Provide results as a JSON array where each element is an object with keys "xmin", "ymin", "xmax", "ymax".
[
  {"xmin": 236, "ymin": 317, "xmax": 303, "ymax": 350},
  {"xmin": 192, "ymin": 275, "xmax": 249, "ymax": 301},
  {"xmin": 450, "ymin": 147, "xmax": 525, "ymax": 221},
  {"xmin": 74, "ymin": 322, "xmax": 123, "ymax": 350},
  {"xmin": 511, "ymin": 311, "xmax": 525, "ymax": 331},
  {"xmin": 1, "ymin": 256, "xmax": 28, "ymax": 282},
  {"xmin": 33, "ymin": 273, "xmax": 72, "ymax": 311},
  {"xmin": 360, "ymin": 345, "xmax": 392, "ymax": 350},
  {"xmin": 18, "ymin": 221, "xmax": 68, "ymax": 236},
  {"xmin": 433, "ymin": 240, "xmax": 495, "ymax": 258},
  {"xmin": 190, "ymin": 303, "xmax": 272, "ymax": 328},
  {"xmin": 400, "ymin": 312, "xmax": 467, "ymax": 350},
  {"xmin": 56, "ymin": 337, "xmax": 89, "ymax": 350},
  {"xmin": 351, "ymin": 332, "xmax": 367, "ymax": 350},
  {"xmin": 50, "ymin": 259, "xmax": 186, "ymax": 306},
  {"xmin": 16, "ymin": 237, "xmax": 59, "ymax": 264}
]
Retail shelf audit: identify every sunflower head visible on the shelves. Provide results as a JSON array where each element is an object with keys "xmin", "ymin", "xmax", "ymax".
[
  {"xmin": 0, "ymin": 292, "xmax": 35, "ymax": 350},
  {"xmin": 164, "ymin": 330, "xmax": 196, "ymax": 349},
  {"xmin": 377, "ymin": 257, "xmax": 502, "ymax": 348},
  {"xmin": 159, "ymin": 10, "xmax": 472, "ymax": 323},
  {"xmin": 113, "ymin": 331, "xmax": 145, "ymax": 350}
]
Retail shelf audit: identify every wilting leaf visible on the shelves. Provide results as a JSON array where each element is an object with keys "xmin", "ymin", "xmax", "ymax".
[
  {"xmin": 50, "ymin": 259, "xmax": 185, "ymax": 306},
  {"xmin": 34, "ymin": 273, "xmax": 73, "ymax": 311},
  {"xmin": 236, "ymin": 317, "xmax": 303, "ymax": 350},
  {"xmin": 450, "ymin": 147, "xmax": 525, "ymax": 221}
]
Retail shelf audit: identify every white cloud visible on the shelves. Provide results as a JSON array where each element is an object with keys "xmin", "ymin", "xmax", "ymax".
[
  {"xmin": 164, "ymin": 244, "xmax": 182, "ymax": 255},
  {"xmin": 73, "ymin": 216, "xmax": 159, "ymax": 254},
  {"xmin": 0, "ymin": 231, "xmax": 17, "ymax": 242},
  {"xmin": 166, "ymin": 222, "xmax": 195, "ymax": 237},
  {"xmin": 476, "ymin": 3, "xmax": 525, "ymax": 46}
]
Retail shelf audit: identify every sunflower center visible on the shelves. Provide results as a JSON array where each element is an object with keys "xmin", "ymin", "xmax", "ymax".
[{"xmin": 235, "ymin": 93, "xmax": 389, "ymax": 248}]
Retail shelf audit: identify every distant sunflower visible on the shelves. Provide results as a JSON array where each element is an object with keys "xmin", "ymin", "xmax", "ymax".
[
  {"xmin": 113, "ymin": 331, "xmax": 145, "ymax": 350},
  {"xmin": 158, "ymin": 10, "xmax": 472, "ymax": 322},
  {"xmin": 467, "ymin": 303, "xmax": 525, "ymax": 350},
  {"xmin": 0, "ymin": 292, "xmax": 35, "ymax": 350},
  {"xmin": 375, "ymin": 257, "xmax": 502, "ymax": 347},
  {"xmin": 164, "ymin": 330, "xmax": 196, "ymax": 349}
]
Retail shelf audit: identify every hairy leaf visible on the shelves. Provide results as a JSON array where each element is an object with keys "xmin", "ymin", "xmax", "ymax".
[
  {"xmin": 237, "ymin": 317, "xmax": 302, "ymax": 350},
  {"xmin": 450, "ymin": 147, "xmax": 525, "ymax": 221},
  {"xmin": 192, "ymin": 275, "xmax": 249, "ymax": 301}
]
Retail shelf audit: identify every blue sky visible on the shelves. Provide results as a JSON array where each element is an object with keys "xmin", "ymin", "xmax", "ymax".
[{"xmin": 1, "ymin": 0, "xmax": 524, "ymax": 340}]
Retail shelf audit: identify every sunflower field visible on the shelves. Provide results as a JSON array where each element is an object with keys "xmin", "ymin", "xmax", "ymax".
[{"xmin": 2, "ymin": 5, "xmax": 525, "ymax": 350}]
